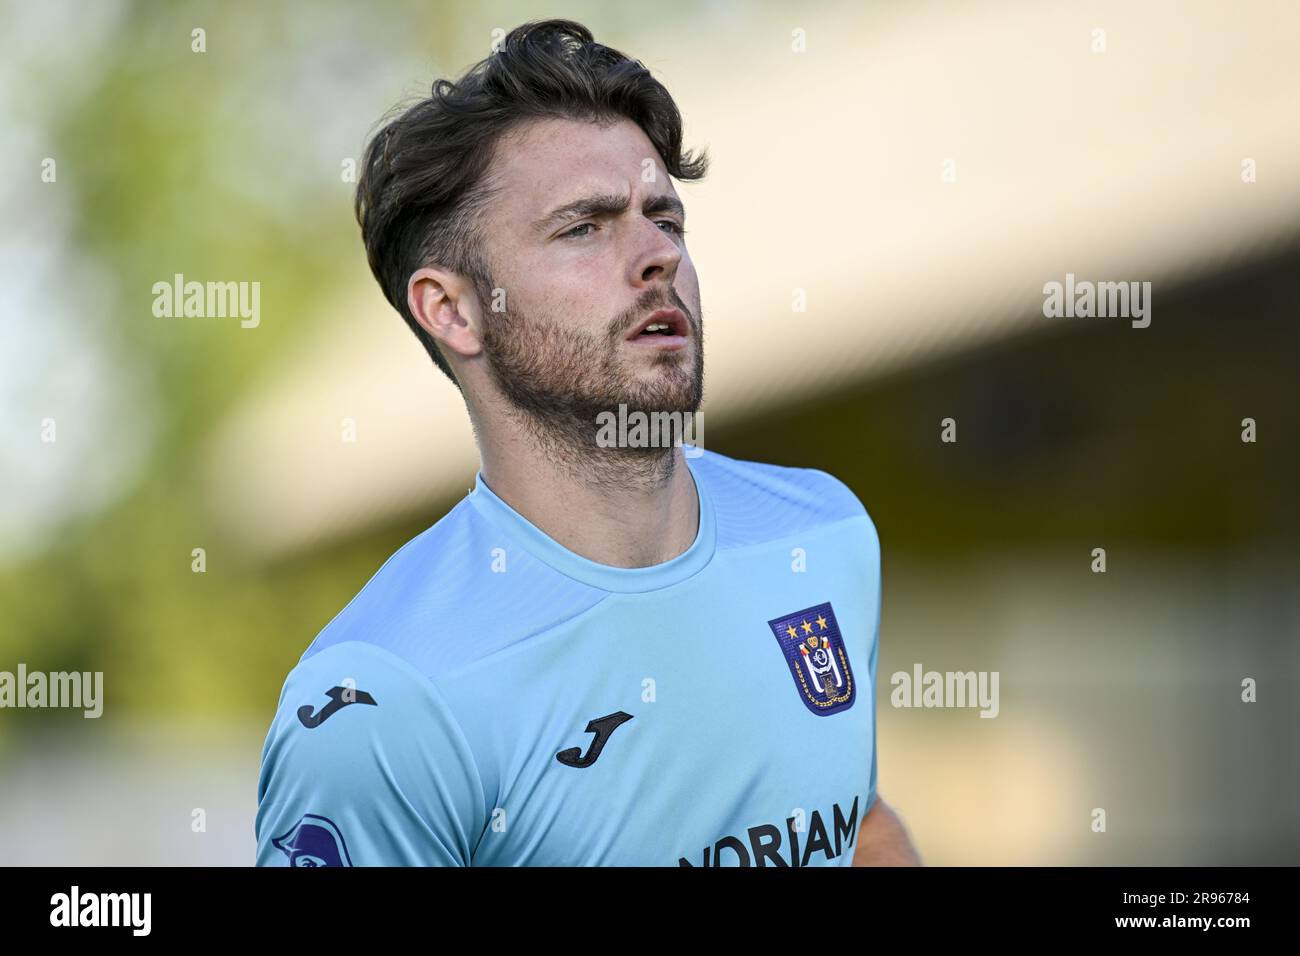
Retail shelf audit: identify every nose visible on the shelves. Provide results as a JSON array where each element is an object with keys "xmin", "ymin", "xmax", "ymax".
[{"xmin": 630, "ymin": 220, "xmax": 683, "ymax": 291}]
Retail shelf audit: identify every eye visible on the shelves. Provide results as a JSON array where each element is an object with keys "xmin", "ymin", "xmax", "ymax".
[
  {"xmin": 559, "ymin": 222, "xmax": 597, "ymax": 239},
  {"xmin": 657, "ymin": 220, "xmax": 687, "ymax": 237}
]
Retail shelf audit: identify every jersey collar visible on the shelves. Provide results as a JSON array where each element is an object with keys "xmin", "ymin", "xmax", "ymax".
[{"xmin": 468, "ymin": 451, "xmax": 717, "ymax": 593}]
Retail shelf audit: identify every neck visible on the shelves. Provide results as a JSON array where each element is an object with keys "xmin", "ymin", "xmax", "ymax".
[{"xmin": 474, "ymin": 399, "xmax": 700, "ymax": 569}]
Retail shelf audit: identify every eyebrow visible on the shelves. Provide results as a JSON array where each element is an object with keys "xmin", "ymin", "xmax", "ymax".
[{"xmin": 531, "ymin": 191, "xmax": 686, "ymax": 235}]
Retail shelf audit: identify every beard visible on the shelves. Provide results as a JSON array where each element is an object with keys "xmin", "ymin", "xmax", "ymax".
[{"xmin": 476, "ymin": 278, "xmax": 704, "ymax": 486}]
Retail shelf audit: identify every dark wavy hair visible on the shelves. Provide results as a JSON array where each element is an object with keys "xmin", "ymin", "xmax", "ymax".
[{"xmin": 354, "ymin": 18, "xmax": 710, "ymax": 387}]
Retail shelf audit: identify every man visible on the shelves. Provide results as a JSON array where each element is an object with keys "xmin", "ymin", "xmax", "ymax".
[{"xmin": 255, "ymin": 18, "xmax": 919, "ymax": 867}]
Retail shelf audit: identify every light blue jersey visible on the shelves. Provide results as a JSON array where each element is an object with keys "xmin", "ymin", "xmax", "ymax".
[{"xmin": 255, "ymin": 447, "xmax": 881, "ymax": 867}]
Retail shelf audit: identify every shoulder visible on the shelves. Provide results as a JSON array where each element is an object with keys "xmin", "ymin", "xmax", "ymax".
[
  {"xmin": 266, "ymin": 641, "xmax": 465, "ymax": 754},
  {"xmin": 256, "ymin": 638, "xmax": 487, "ymax": 866},
  {"xmin": 277, "ymin": 639, "xmax": 440, "ymax": 712},
  {"xmin": 689, "ymin": 446, "xmax": 876, "ymax": 548},
  {"xmin": 297, "ymin": 495, "xmax": 607, "ymax": 680}
]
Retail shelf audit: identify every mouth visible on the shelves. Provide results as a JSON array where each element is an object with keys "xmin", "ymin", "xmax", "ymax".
[{"xmin": 625, "ymin": 307, "xmax": 689, "ymax": 350}]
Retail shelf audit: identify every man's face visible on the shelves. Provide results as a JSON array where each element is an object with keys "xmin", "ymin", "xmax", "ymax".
[{"xmin": 472, "ymin": 116, "xmax": 703, "ymax": 435}]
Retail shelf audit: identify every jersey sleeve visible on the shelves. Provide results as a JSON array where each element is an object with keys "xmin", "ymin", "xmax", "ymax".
[
  {"xmin": 822, "ymin": 465, "xmax": 881, "ymax": 817},
  {"xmin": 862, "ymin": 487, "xmax": 882, "ymax": 817},
  {"xmin": 255, "ymin": 640, "xmax": 488, "ymax": 866},
  {"xmin": 864, "ymin": 570, "xmax": 881, "ymax": 816}
]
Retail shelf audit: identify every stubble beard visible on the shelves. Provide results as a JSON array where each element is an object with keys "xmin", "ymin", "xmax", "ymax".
[{"xmin": 478, "ymin": 283, "xmax": 704, "ymax": 490}]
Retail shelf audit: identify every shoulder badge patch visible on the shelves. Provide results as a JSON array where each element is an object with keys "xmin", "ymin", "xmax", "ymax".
[
  {"xmin": 272, "ymin": 813, "xmax": 353, "ymax": 867},
  {"xmin": 768, "ymin": 601, "xmax": 855, "ymax": 716}
]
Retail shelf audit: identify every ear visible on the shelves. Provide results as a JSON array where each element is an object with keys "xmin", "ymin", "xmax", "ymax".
[{"xmin": 407, "ymin": 266, "xmax": 483, "ymax": 360}]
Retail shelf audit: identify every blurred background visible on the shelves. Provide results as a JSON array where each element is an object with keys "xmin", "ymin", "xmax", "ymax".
[{"xmin": 1, "ymin": 0, "xmax": 1297, "ymax": 865}]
